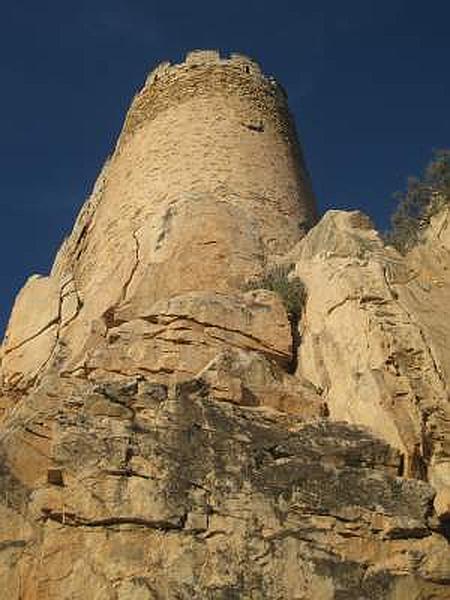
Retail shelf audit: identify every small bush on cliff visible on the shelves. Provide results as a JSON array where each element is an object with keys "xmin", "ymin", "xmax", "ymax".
[
  {"xmin": 386, "ymin": 149, "xmax": 450, "ymax": 253},
  {"xmin": 244, "ymin": 263, "xmax": 306, "ymax": 322}
]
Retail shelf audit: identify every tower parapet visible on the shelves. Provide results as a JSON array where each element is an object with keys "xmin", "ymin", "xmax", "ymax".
[
  {"xmin": 145, "ymin": 50, "xmax": 263, "ymax": 86},
  {"xmin": 126, "ymin": 50, "xmax": 296, "ymax": 148},
  {"xmin": 117, "ymin": 50, "xmax": 316, "ymax": 240}
]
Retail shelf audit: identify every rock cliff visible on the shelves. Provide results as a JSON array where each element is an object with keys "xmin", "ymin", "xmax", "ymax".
[{"xmin": 0, "ymin": 51, "xmax": 449, "ymax": 599}]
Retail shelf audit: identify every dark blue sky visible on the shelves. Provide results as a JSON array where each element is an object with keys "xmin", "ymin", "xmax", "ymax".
[{"xmin": 1, "ymin": 0, "xmax": 449, "ymax": 336}]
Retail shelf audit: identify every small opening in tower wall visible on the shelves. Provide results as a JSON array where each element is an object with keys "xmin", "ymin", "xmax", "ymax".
[
  {"xmin": 242, "ymin": 121, "xmax": 265, "ymax": 133},
  {"xmin": 244, "ymin": 66, "xmax": 250, "ymax": 73}
]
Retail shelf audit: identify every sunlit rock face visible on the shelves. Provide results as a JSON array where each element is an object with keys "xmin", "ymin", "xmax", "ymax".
[
  {"xmin": 292, "ymin": 208, "xmax": 450, "ymax": 519},
  {"xmin": 1, "ymin": 51, "xmax": 450, "ymax": 599}
]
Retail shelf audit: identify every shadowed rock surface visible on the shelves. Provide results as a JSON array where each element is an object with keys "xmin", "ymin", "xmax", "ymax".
[{"xmin": 1, "ymin": 376, "xmax": 449, "ymax": 598}]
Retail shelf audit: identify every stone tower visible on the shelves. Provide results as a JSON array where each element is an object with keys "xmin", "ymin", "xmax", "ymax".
[{"xmin": 1, "ymin": 50, "xmax": 317, "ymax": 394}]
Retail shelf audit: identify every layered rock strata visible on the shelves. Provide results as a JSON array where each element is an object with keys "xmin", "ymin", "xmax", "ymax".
[{"xmin": 1, "ymin": 376, "xmax": 449, "ymax": 598}]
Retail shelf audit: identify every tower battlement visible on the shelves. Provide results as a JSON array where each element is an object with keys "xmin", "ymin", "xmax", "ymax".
[
  {"xmin": 145, "ymin": 50, "xmax": 265, "ymax": 87},
  {"xmin": 121, "ymin": 50, "xmax": 291, "ymax": 144}
]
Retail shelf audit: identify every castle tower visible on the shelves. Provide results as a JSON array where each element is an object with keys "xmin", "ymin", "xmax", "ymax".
[
  {"xmin": 120, "ymin": 49, "xmax": 317, "ymax": 242},
  {"xmin": 1, "ymin": 50, "xmax": 318, "ymax": 390}
]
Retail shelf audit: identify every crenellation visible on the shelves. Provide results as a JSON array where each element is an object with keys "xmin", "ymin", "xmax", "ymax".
[
  {"xmin": 122, "ymin": 55, "xmax": 297, "ymax": 150},
  {"xmin": 143, "ymin": 51, "xmax": 277, "ymax": 97},
  {"xmin": 185, "ymin": 48, "xmax": 221, "ymax": 65},
  {"xmin": 145, "ymin": 60, "xmax": 171, "ymax": 86},
  {"xmin": 229, "ymin": 52, "xmax": 262, "ymax": 75}
]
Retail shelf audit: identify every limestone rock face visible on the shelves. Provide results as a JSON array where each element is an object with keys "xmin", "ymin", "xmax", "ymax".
[
  {"xmin": 293, "ymin": 209, "xmax": 450, "ymax": 517},
  {"xmin": 1, "ymin": 376, "xmax": 449, "ymax": 599},
  {"xmin": 1, "ymin": 276, "xmax": 61, "ymax": 389}
]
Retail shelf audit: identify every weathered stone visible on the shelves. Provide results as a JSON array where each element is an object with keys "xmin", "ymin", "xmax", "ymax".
[
  {"xmin": 1, "ymin": 275, "xmax": 60, "ymax": 389},
  {"xmin": 0, "ymin": 51, "xmax": 316, "ymax": 393},
  {"xmin": 81, "ymin": 290, "xmax": 293, "ymax": 387},
  {"xmin": 196, "ymin": 346, "xmax": 326, "ymax": 416},
  {"xmin": 293, "ymin": 209, "xmax": 450, "ymax": 512},
  {"xmin": 0, "ymin": 376, "xmax": 448, "ymax": 598}
]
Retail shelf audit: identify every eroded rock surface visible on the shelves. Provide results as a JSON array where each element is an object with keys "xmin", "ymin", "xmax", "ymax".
[
  {"xmin": 293, "ymin": 208, "xmax": 450, "ymax": 521},
  {"xmin": 1, "ymin": 375, "xmax": 449, "ymax": 599}
]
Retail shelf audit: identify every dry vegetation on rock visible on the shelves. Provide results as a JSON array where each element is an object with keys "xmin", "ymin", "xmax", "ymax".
[
  {"xmin": 386, "ymin": 149, "xmax": 450, "ymax": 252},
  {"xmin": 243, "ymin": 263, "xmax": 306, "ymax": 323}
]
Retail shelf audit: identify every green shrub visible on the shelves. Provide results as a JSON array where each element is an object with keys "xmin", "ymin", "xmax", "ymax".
[
  {"xmin": 244, "ymin": 263, "xmax": 306, "ymax": 322},
  {"xmin": 386, "ymin": 149, "xmax": 450, "ymax": 253}
]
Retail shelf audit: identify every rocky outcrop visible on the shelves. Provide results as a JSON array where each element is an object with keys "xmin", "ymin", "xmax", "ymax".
[
  {"xmin": 1, "ymin": 49, "xmax": 450, "ymax": 598},
  {"xmin": 86, "ymin": 289, "xmax": 293, "ymax": 382},
  {"xmin": 2, "ymin": 204, "xmax": 450, "ymax": 598},
  {"xmin": 293, "ymin": 209, "xmax": 450, "ymax": 521},
  {"xmin": 1, "ymin": 375, "xmax": 449, "ymax": 599},
  {"xmin": 1, "ymin": 275, "xmax": 61, "ymax": 389}
]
